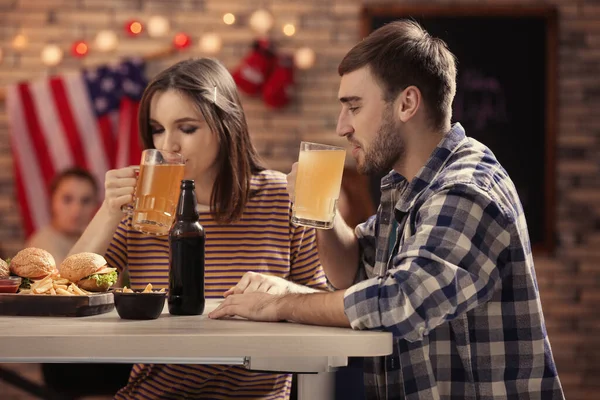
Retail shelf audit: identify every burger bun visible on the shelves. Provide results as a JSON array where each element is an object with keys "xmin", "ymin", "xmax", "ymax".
[
  {"xmin": 9, "ymin": 248, "xmax": 56, "ymax": 279},
  {"xmin": 0, "ymin": 258, "xmax": 9, "ymax": 279}
]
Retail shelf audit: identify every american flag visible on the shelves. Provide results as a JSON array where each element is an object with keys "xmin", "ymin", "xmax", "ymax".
[{"xmin": 6, "ymin": 58, "xmax": 147, "ymax": 238}]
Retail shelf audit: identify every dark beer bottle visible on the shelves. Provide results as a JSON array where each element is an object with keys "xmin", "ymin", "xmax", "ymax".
[{"xmin": 168, "ymin": 179, "xmax": 205, "ymax": 315}]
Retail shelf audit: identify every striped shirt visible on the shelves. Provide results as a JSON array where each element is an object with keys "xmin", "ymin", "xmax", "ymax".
[
  {"xmin": 344, "ymin": 123, "xmax": 564, "ymax": 399},
  {"xmin": 107, "ymin": 170, "xmax": 329, "ymax": 400}
]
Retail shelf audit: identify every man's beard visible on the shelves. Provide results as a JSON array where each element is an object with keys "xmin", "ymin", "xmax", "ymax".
[{"xmin": 357, "ymin": 105, "xmax": 405, "ymax": 175}]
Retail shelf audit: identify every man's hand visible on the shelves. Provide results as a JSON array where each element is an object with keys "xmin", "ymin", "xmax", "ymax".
[
  {"xmin": 209, "ymin": 290, "xmax": 351, "ymax": 328},
  {"xmin": 209, "ymin": 292, "xmax": 282, "ymax": 322},
  {"xmin": 224, "ymin": 271, "xmax": 291, "ymax": 297}
]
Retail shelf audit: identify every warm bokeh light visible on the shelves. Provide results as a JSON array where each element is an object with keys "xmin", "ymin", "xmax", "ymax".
[
  {"xmin": 126, "ymin": 20, "xmax": 143, "ymax": 36},
  {"xmin": 294, "ymin": 47, "xmax": 316, "ymax": 70},
  {"xmin": 249, "ymin": 9, "xmax": 274, "ymax": 34},
  {"xmin": 199, "ymin": 33, "xmax": 222, "ymax": 54},
  {"xmin": 72, "ymin": 41, "xmax": 89, "ymax": 57},
  {"xmin": 147, "ymin": 15, "xmax": 170, "ymax": 37},
  {"xmin": 173, "ymin": 33, "xmax": 192, "ymax": 49},
  {"xmin": 95, "ymin": 30, "xmax": 118, "ymax": 52},
  {"xmin": 41, "ymin": 44, "xmax": 63, "ymax": 66},
  {"xmin": 223, "ymin": 13, "xmax": 236, "ymax": 25},
  {"xmin": 283, "ymin": 24, "xmax": 296, "ymax": 36},
  {"xmin": 12, "ymin": 34, "xmax": 28, "ymax": 50}
]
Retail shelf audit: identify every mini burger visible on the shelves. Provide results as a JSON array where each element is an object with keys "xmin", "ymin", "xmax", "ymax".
[
  {"xmin": 60, "ymin": 253, "xmax": 117, "ymax": 292},
  {"xmin": 9, "ymin": 247, "xmax": 57, "ymax": 289},
  {"xmin": 0, "ymin": 258, "xmax": 9, "ymax": 279}
]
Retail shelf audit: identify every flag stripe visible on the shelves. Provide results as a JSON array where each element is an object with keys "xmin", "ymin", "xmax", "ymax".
[
  {"xmin": 62, "ymin": 74, "xmax": 110, "ymax": 197},
  {"xmin": 49, "ymin": 77, "xmax": 88, "ymax": 169},
  {"xmin": 17, "ymin": 83, "xmax": 55, "ymax": 189},
  {"xmin": 128, "ymin": 100, "xmax": 142, "ymax": 165},
  {"xmin": 11, "ymin": 142, "xmax": 34, "ymax": 237},
  {"xmin": 29, "ymin": 79, "xmax": 74, "ymax": 175},
  {"xmin": 115, "ymin": 98, "xmax": 133, "ymax": 169},
  {"xmin": 6, "ymin": 85, "xmax": 50, "ymax": 234},
  {"xmin": 99, "ymin": 117, "xmax": 116, "ymax": 168}
]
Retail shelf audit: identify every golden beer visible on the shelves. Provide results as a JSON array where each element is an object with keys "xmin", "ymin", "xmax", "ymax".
[
  {"xmin": 132, "ymin": 164, "xmax": 185, "ymax": 235},
  {"xmin": 125, "ymin": 149, "xmax": 186, "ymax": 235},
  {"xmin": 292, "ymin": 142, "xmax": 346, "ymax": 229}
]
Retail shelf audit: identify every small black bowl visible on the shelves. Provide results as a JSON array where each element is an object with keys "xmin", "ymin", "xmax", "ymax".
[{"xmin": 113, "ymin": 290, "xmax": 166, "ymax": 320}]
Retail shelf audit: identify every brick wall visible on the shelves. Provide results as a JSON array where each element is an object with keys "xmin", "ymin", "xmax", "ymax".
[{"xmin": 0, "ymin": 0, "xmax": 598, "ymax": 399}]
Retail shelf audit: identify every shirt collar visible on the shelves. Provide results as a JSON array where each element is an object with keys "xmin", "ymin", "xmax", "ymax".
[{"xmin": 378, "ymin": 123, "xmax": 467, "ymax": 213}]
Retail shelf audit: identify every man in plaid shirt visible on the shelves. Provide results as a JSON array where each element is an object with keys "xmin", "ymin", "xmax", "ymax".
[{"xmin": 211, "ymin": 20, "xmax": 565, "ymax": 399}]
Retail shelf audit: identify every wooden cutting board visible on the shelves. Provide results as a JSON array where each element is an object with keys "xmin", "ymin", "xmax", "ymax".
[{"xmin": 0, "ymin": 292, "xmax": 114, "ymax": 317}]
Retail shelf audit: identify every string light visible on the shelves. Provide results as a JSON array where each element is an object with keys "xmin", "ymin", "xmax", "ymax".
[
  {"xmin": 223, "ymin": 13, "xmax": 236, "ymax": 25},
  {"xmin": 249, "ymin": 9, "xmax": 274, "ymax": 35},
  {"xmin": 12, "ymin": 34, "xmax": 28, "ymax": 50},
  {"xmin": 199, "ymin": 33, "xmax": 222, "ymax": 54},
  {"xmin": 148, "ymin": 16, "xmax": 170, "ymax": 37},
  {"xmin": 125, "ymin": 20, "xmax": 143, "ymax": 36},
  {"xmin": 283, "ymin": 24, "xmax": 296, "ymax": 37},
  {"xmin": 71, "ymin": 40, "xmax": 89, "ymax": 57},
  {"xmin": 95, "ymin": 30, "xmax": 118, "ymax": 52},
  {"xmin": 173, "ymin": 33, "xmax": 192, "ymax": 49},
  {"xmin": 17, "ymin": 13, "xmax": 315, "ymax": 68},
  {"xmin": 41, "ymin": 44, "xmax": 63, "ymax": 66},
  {"xmin": 294, "ymin": 47, "xmax": 316, "ymax": 70}
]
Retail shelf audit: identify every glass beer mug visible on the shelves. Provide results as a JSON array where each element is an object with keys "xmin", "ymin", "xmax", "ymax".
[
  {"xmin": 122, "ymin": 149, "xmax": 186, "ymax": 236},
  {"xmin": 291, "ymin": 142, "xmax": 346, "ymax": 229}
]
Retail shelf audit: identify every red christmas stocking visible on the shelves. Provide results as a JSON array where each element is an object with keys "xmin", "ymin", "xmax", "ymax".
[
  {"xmin": 232, "ymin": 39, "xmax": 276, "ymax": 96},
  {"xmin": 262, "ymin": 54, "xmax": 294, "ymax": 109}
]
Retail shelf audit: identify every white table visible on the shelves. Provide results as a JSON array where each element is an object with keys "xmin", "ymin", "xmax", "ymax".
[{"xmin": 0, "ymin": 299, "xmax": 392, "ymax": 399}]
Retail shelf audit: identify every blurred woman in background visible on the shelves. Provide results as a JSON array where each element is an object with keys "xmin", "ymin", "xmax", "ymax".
[{"xmin": 26, "ymin": 167, "xmax": 99, "ymax": 265}]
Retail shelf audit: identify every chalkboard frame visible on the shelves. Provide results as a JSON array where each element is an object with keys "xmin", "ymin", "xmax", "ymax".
[{"xmin": 361, "ymin": 4, "xmax": 558, "ymax": 255}]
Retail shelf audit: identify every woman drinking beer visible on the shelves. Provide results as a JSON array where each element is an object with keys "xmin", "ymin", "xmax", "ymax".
[{"xmin": 70, "ymin": 58, "xmax": 329, "ymax": 399}]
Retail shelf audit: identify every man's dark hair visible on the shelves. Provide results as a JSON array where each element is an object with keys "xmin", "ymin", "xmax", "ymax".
[{"xmin": 338, "ymin": 20, "xmax": 457, "ymax": 130}]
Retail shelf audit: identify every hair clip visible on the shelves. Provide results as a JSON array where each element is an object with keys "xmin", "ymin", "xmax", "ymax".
[{"xmin": 213, "ymin": 86, "xmax": 217, "ymax": 104}]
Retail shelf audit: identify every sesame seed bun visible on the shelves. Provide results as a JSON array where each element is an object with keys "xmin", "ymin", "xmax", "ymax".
[
  {"xmin": 59, "ymin": 252, "xmax": 107, "ymax": 283},
  {"xmin": 9, "ymin": 247, "xmax": 57, "ymax": 279},
  {"xmin": 0, "ymin": 258, "xmax": 9, "ymax": 279}
]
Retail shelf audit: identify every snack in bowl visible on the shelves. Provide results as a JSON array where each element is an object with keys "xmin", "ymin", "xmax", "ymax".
[
  {"xmin": 9, "ymin": 247, "xmax": 57, "ymax": 290},
  {"xmin": 59, "ymin": 253, "xmax": 118, "ymax": 292},
  {"xmin": 113, "ymin": 283, "xmax": 167, "ymax": 320}
]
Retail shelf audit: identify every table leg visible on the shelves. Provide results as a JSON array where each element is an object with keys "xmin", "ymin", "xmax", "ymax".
[{"xmin": 297, "ymin": 372, "xmax": 335, "ymax": 400}]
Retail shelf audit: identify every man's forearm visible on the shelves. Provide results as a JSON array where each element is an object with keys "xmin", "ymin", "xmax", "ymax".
[
  {"xmin": 277, "ymin": 290, "xmax": 351, "ymax": 328},
  {"xmin": 287, "ymin": 281, "xmax": 322, "ymax": 294},
  {"xmin": 316, "ymin": 213, "xmax": 360, "ymax": 290}
]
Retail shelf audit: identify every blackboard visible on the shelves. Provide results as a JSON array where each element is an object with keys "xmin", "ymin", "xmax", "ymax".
[{"xmin": 362, "ymin": 5, "xmax": 558, "ymax": 254}]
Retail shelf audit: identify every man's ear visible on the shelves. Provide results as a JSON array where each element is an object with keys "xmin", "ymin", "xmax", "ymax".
[{"xmin": 395, "ymin": 86, "xmax": 421, "ymax": 123}]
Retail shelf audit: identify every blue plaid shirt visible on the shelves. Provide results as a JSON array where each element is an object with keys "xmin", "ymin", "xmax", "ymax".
[{"xmin": 343, "ymin": 123, "xmax": 564, "ymax": 400}]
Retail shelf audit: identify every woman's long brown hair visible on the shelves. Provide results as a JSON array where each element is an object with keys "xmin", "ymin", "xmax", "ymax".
[{"xmin": 137, "ymin": 58, "xmax": 265, "ymax": 223}]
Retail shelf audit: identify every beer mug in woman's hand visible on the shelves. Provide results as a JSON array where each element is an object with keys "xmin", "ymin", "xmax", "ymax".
[{"xmin": 120, "ymin": 149, "xmax": 186, "ymax": 236}]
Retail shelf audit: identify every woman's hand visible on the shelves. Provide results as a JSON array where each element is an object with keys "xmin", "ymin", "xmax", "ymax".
[{"xmin": 103, "ymin": 166, "xmax": 138, "ymax": 220}]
